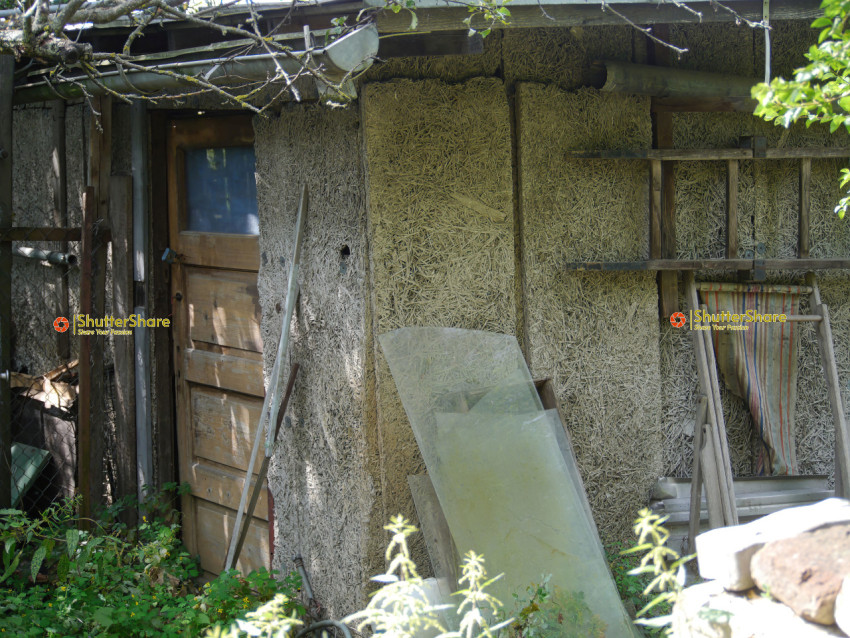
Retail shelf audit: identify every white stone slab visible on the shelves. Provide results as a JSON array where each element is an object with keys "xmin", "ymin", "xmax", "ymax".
[
  {"xmin": 695, "ymin": 498, "xmax": 850, "ymax": 591},
  {"xmin": 834, "ymin": 576, "xmax": 850, "ymax": 637},
  {"xmin": 673, "ymin": 580, "xmax": 847, "ymax": 638}
]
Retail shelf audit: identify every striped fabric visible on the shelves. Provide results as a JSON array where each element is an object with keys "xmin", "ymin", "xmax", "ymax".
[{"xmin": 699, "ymin": 284, "xmax": 801, "ymax": 476}]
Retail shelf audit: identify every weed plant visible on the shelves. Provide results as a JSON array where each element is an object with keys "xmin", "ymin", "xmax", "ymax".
[{"xmin": 0, "ymin": 483, "xmax": 303, "ymax": 637}]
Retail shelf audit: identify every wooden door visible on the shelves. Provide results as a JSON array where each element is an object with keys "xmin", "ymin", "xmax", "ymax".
[{"xmin": 167, "ymin": 116, "xmax": 269, "ymax": 576}]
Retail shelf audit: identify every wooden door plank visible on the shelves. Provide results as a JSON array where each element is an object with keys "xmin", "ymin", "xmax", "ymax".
[
  {"xmin": 186, "ymin": 348, "xmax": 264, "ymax": 397},
  {"xmin": 187, "ymin": 270, "xmax": 262, "ymax": 352},
  {"xmin": 191, "ymin": 386, "xmax": 263, "ymax": 470},
  {"xmin": 178, "ymin": 233, "xmax": 260, "ymax": 271},
  {"xmin": 196, "ymin": 500, "xmax": 268, "ymax": 574},
  {"xmin": 188, "ymin": 462, "xmax": 268, "ymax": 521}
]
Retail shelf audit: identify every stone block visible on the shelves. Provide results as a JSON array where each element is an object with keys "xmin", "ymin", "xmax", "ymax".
[
  {"xmin": 751, "ymin": 524, "xmax": 850, "ymax": 624},
  {"xmin": 834, "ymin": 576, "xmax": 850, "ymax": 636},
  {"xmin": 696, "ymin": 498, "xmax": 850, "ymax": 591},
  {"xmin": 672, "ymin": 580, "xmax": 847, "ymax": 638}
]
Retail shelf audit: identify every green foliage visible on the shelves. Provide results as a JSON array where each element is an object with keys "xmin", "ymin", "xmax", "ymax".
[
  {"xmin": 0, "ymin": 484, "xmax": 302, "ymax": 637},
  {"xmin": 752, "ymin": 0, "xmax": 850, "ymax": 218},
  {"xmin": 620, "ymin": 508, "xmax": 694, "ymax": 636},
  {"xmin": 497, "ymin": 575, "xmax": 606, "ymax": 638},
  {"xmin": 345, "ymin": 515, "xmax": 511, "ymax": 638}
]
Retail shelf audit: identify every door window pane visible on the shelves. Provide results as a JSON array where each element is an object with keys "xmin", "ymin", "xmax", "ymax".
[{"xmin": 184, "ymin": 147, "xmax": 259, "ymax": 234}]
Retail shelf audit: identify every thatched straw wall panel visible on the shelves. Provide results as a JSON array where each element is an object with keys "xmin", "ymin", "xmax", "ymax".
[
  {"xmin": 362, "ymin": 78, "xmax": 516, "ymax": 569},
  {"xmin": 363, "ymin": 31, "xmax": 502, "ymax": 83},
  {"xmin": 502, "ymin": 26, "xmax": 633, "ymax": 91},
  {"xmin": 254, "ymin": 105, "xmax": 372, "ymax": 618},
  {"xmin": 518, "ymin": 84, "xmax": 663, "ymax": 545},
  {"xmin": 670, "ymin": 23, "xmax": 756, "ymax": 76}
]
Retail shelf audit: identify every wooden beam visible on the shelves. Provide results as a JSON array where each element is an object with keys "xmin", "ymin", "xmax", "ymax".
[
  {"xmin": 799, "ymin": 157, "xmax": 811, "ymax": 258},
  {"xmin": 650, "ymin": 159, "xmax": 662, "ymax": 260},
  {"xmin": 374, "ymin": 0, "xmax": 823, "ymax": 33},
  {"xmin": 0, "ymin": 55, "xmax": 13, "ymax": 510},
  {"xmin": 51, "ymin": 101, "xmax": 71, "ymax": 362},
  {"xmin": 727, "ymin": 160, "xmax": 739, "ymax": 259},
  {"xmin": 78, "ymin": 188, "xmax": 95, "ymax": 524},
  {"xmin": 688, "ymin": 395, "xmax": 708, "ymax": 555},
  {"xmin": 150, "ymin": 111, "xmax": 176, "ymax": 490},
  {"xmin": 563, "ymin": 258, "xmax": 850, "ymax": 271},
  {"xmin": 83, "ymin": 97, "xmax": 111, "ymax": 516},
  {"xmin": 652, "ymin": 96, "xmax": 757, "ymax": 113},
  {"xmin": 0, "ymin": 227, "xmax": 84, "ymax": 242},
  {"xmin": 559, "ymin": 147, "xmax": 850, "ymax": 161},
  {"xmin": 110, "ymin": 175, "xmax": 137, "ymax": 527}
]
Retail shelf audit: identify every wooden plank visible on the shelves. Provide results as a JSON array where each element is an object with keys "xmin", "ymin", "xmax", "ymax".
[
  {"xmin": 799, "ymin": 157, "xmax": 811, "ymax": 258},
  {"xmin": 0, "ymin": 227, "xmax": 83, "ymax": 242},
  {"xmin": 701, "ymin": 317, "xmax": 739, "ymax": 525},
  {"xmin": 188, "ymin": 462, "xmax": 269, "ymax": 521},
  {"xmin": 765, "ymin": 147, "xmax": 850, "ymax": 159},
  {"xmin": 191, "ymin": 386, "xmax": 264, "ymax": 470},
  {"xmin": 563, "ymin": 258, "xmax": 850, "ymax": 271},
  {"xmin": 374, "ymin": 0, "xmax": 823, "ymax": 33},
  {"xmin": 187, "ymin": 269, "xmax": 263, "ymax": 352},
  {"xmin": 652, "ymin": 97, "xmax": 757, "ymax": 113},
  {"xmin": 86, "ymin": 97, "xmax": 111, "ymax": 515},
  {"xmin": 557, "ymin": 147, "xmax": 850, "ymax": 161},
  {"xmin": 51, "ymin": 101, "xmax": 70, "ymax": 362},
  {"xmin": 806, "ymin": 274, "xmax": 850, "ymax": 498},
  {"xmin": 186, "ymin": 347, "xmax": 264, "ymax": 397},
  {"xmin": 150, "ymin": 111, "xmax": 176, "ymax": 491},
  {"xmin": 727, "ymin": 160, "xmax": 739, "ymax": 259},
  {"xmin": 195, "ymin": 500, "xmax": 268, "ymax": 574},
  {"xmin": 178, "ymin": 233, "xmax": 260, "ymax": 271},
  {"xmin": 688, "ymin": 395, "xmax": 708, "ymax": 555},
  {"xmin": 0, "ymin": 55, "xmax": 12, "ymax": 509},
  {"xmin": 650, "ymin": 159, "xmax": 662, "ymax": 259},
  {"xmin": 78, "ymin": 188, "xmax": 95, "ymax": 524},
  {"xmin": 110, "ymin": 175, "xmax": 137, "ymax": 527}
]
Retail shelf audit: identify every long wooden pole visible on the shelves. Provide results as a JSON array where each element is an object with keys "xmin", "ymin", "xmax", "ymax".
[
  {"xmin": 50, "ymin": 100, "xmax": 70, "ymax": 362},
  {"xmin": 0, "ymin": 56, "xmax": 14, "ymax": 509},
  {"xmin": 688, "ymin": 395, "xmax": 708, "ymax": 555},
  {"xmin": 224, "ymin": 184, "xmax": 308, "ymax": 572}
]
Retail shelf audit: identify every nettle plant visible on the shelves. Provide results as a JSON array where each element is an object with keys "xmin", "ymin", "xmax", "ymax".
[{"xmin": 0, "ymin": 484, "xmax": 303, "ymax": 637}]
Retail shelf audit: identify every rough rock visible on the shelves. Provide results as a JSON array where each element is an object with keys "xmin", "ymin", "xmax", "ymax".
[
  {"xmin": 834, "ymin": 576, "xmax": 850, "ymax": 636},
  {"xmin": 751, "ymin": 524, "xmax": 850, "ymax": 624},
  {"xmin": 672, "ymin": 580, "xmax": 847, "ymax": 638},
  {"xmin": 696, "ymin": 498, "xmax": 850, "ymax": 591}
]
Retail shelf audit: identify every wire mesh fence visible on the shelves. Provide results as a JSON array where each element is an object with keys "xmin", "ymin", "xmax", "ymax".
[{"xmin": 3, "ymin": 223, "xmax": 123, "ymax": 520}]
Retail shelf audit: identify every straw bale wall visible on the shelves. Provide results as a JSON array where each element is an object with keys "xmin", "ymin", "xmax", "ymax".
[
  {"xmin": 516, "ymin": 84, "xmax": 664, "ymax": 546},
  {"xmin": 254, "ymin": 105, "xmax": 373, "ymax": 618},
  {"xmin": 361, "ymin": 78, "xmax": 515, "ymax": 571}
]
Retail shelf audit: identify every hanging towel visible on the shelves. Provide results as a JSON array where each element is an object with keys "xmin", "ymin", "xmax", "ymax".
[{"xmin": 699, "ymin": 284, "xmax": 801, "ymax": 476}]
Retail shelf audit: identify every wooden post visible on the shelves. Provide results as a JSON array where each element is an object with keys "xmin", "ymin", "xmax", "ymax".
[
  {"xmin": 110, "ymin": 175, "xmax": 137, "ymax": 525},
  {"xmin": 799, "ymin": 158, "xmax": 811, "ymax": 258},
  {"xmin": 51, "ymin": 100, "xmax": 71, "ymax": 362},
  {"xmin": 726, "ymin": 159, "xmax": 738, "ymax": 259},
  {"xmin": 78, "ymin": 188, "xmax": 95, "ymax": 523},
  {"xmin": 688, "ymin": 395, "xmax": 708, "ymax": 555},
  {"xmin": 0, "ymin": 56, "xmax": 14, "ymax": 509},
  {"xmin": 652, "ymin": 25, "xmax": 679, "ymax": 319},
  {"xmin": 83, "ymin": 97, "xmax": 111, "ymax": 516},
  {"xmin": 806, "ymin": 273, "xmax": 850, "ymax": 497},
  {"xmin": 149, "ymin": 112, "xmax": 176, "ymax": 491},
  {"xmin": 650, "ymin": 159, "xmax": 662, "ymax": 260}
]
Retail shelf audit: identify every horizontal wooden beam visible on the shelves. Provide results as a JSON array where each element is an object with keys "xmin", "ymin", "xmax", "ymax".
[
  {"xmin": 0, "ymin": 227, "xmax": 111, "ymax": 243},
  {"xmin": 560, "ymin": 147, "xmax": 850, "ymax": 161},
  {"xmin": 652, "ymin": 97, "xmax": 757, "ymax": 113},
  {"xmin": 564, "ymin": 258, "xmax": 850, "ymax": 271}
]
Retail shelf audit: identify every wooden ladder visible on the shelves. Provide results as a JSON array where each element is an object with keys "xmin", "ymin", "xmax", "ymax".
[{"xmin": 684, "ymin": 272, "xmax": 850, "ymax": 553}]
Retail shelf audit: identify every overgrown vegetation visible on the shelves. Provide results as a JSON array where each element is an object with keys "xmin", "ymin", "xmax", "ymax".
[
  {"xmin": 753, "ymin": 0, "xmax": 850, "ymax": 218},
  {"xmin": 0, "ymin": 484, "xmax": 303, "ymax": 637}
]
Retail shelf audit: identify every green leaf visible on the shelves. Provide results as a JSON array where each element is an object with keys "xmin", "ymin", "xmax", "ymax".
[
  {"xmin": 408, "ymin": 10, "xmax": 417, "ymax": 30},
  {"xmin": 57, "ymin": 553, "xmax": 70, "ymax": 581},
  {"xmin": 30, "ymin": 545, "xmax": 46, "ymax": 583},
  {"xmin": 92, "ymin": 607, "xmax": 115, "ymax": 629},
  {"xmin": 66, "ymin": 528, "xmax": 80, "ymax": 557}
]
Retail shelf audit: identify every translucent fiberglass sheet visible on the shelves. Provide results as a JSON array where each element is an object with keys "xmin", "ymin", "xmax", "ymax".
[{"xmin": 380, "ymin": 328, "xmax": 638, "ymax": 638}]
